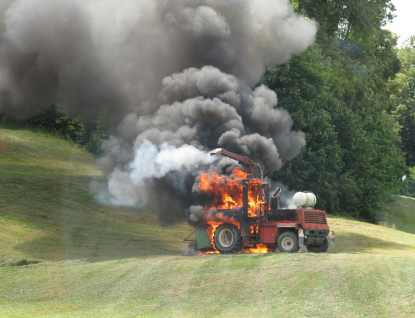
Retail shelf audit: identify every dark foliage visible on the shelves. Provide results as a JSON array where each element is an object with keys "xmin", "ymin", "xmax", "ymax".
[
  {"xmin": 24, "ymin": 105, "xmax": 108, "ymax": 155},
  {"xmin": 261, "ymin": 0, "xmax": 406, "ymax": 222},
  {"xmin": 399, "ymin": 169, "xmax": 415, "ymax": 198}
]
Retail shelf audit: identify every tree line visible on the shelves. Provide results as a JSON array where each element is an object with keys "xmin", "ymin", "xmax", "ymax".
[{"xmin": 261, "ymin": 0, "xmax": 414, "ymax": 222}]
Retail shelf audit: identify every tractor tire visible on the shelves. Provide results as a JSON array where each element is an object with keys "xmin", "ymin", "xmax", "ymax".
[
  {"xmin": 213, "ymin": 224, "xmax": 243, "ymax": 254},
  {"xmin": 306, "ymin": 237, "xmax": 329, "ymax": 253},
  {"xmin": 277, "ymin": 231, "xmax": 299, "ymax": 253}
]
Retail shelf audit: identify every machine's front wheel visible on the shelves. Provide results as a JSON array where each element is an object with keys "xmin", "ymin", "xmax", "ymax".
[
  {"xmin": 277, "ymin": 231, "xmax": 299, "ymax": 253},
  {"xmin": 214, "ymin": 224, "xmax": 243, "ymax": 254},
  {"xmin": 306, "ymin": 237, "xmax": 329, "ymax": 253}
]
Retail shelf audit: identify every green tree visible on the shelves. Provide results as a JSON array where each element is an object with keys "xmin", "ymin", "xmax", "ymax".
[
  {"xmin": 262, "ymin": 0, "xmax": 406, "ymax": 222},
  {"xmin": 390, "ymin": 38, "xmax": 415, "ymax": 167},
  {"xmin": 25, "ymin": 105, "xmax": 108, "ymax": 155},
  {"xmin": 399, "ymin": 167, "xmax": 415, "ymax": 197},
  {"xmin": 262, "ymin": 47, "xmax": 343, "ymax": 213},
  {"xmin": 292, "ymin": 0, "xmax": 395, "ymax": 39}
]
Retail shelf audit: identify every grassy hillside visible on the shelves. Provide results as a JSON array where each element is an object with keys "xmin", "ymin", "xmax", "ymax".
[
  {"xmin": 384, "ymin": 196, "xmax": 415, "ymax": 234},
  {"xmin": 0, "ymin": 124, "xmax": 193, "ymax": 263},
  {"xmin": 0, "ymin": 125, "xmax": 414, "ymax": 317}
]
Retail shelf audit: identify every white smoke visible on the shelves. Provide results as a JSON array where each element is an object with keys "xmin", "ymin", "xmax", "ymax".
[
  {"xmin": 96, "ymin": 140, "xmax": 219, "ymax": 207},
  {"xmin": 129, "ymin": 140, "xmax": 218, "ymax": 183}
]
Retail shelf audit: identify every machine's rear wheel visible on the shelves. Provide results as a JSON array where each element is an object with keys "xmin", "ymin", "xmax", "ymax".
[
  {"xmin": 277, "ymin": 231, "xmax": 299, "ymax": 253},
  {"xmin": 306, "ymin": 237, "xmax": 329, "ymax": 253},
  {"xmin": 214, "ymin": 224, "xmax": 243, "ymax": 253}
]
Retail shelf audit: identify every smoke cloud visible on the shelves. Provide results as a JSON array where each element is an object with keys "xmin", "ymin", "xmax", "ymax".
[
  {"xmin": 0, "ymin": 0, "xmax": 318, "ymax": 223},
  {"xmin": 98, "ymin": 141, "xmax": 219, "ymax": 207}
]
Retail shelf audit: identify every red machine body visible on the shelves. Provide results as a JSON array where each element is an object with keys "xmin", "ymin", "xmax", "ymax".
[
  {"xmin": 261, "ymin": 209, "xmax": 329, "ymax": 243},
  {"xmin": 191, "ymin": 148, "xmax": 335, "ymax": 254}
]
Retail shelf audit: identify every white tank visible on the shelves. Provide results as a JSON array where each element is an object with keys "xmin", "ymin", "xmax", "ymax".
[{"xmin": 293, "ymin": 192, "xmax": 317, "ymax": 208}]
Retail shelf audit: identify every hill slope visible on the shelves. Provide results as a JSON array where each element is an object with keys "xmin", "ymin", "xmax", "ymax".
[
  {"xmin": 0, "ymin": 125, "xmax": 414, "ymax": 317},
  {"xmin": 0, "ymin": 124, "xmax": 193, "ymax": 263},
  {"xmin": 384, "ymin": 195, "xmax": 415, "ymax": 234}
]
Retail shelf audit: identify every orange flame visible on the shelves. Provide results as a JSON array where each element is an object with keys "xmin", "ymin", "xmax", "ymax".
[
  {"xmin": 195, "ymin": 168, "xmax": 271, "ymax": 254},
  {"xmin": 195, "ymin": 168, "xmax": 267, "ymax": 218},
  {"xmin": 244, "ymin": 244, "xmax": 271, "ymax": 254}
]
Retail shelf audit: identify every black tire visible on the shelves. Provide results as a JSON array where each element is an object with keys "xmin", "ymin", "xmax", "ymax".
[
  {"xmin": 213, "ymin": 224, "xmax": 243, "ymax": 254},
  {"xmin": 277, "ymin": 231, "xmax": 299, "ymax": 253},
  {"xmin": 306, "ymin": 237, "xmax": 329, "ymax": 253}
]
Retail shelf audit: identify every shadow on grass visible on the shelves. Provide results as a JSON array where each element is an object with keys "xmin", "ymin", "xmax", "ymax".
[
  {"xmin": 330, "ymin": 232, "xmax": 413, "ymax": 254},
  {"xmin": 14, "ymin": 229, "xmax": 186, "ymax": 262},
  {"xmin": 17, "ymin": 230, "xmax": 414, "ymax": 262}
]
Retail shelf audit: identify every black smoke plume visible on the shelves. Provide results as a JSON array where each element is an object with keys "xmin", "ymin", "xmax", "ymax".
[{"xmin": 0, "ymin": 0, "xmax": 318, "ymax": 223}]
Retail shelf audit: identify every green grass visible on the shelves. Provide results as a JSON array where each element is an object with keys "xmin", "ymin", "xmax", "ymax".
[
  {"xmin": 383, "ymin": 196, "xmax": 415, "ymax": 234},
  {"xmin": 0, "ymin": 125, "xmax": 414, "ymax": 317},
  {"xmin": 0, "ymin": 252, "xmax": 414, "ymax": 317},
  {"xmin": 0, "ymin": 125, "xmax": 192, "ymax": 262}
]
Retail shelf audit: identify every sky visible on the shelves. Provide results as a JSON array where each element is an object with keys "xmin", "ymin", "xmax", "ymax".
[{"xmin": 384, "ymin": 0, "xmax": 415, "ymax": 47}]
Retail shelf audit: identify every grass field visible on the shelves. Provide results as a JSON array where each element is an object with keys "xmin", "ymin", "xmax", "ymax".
[{"xmin": 1, "ymin": 125, "xmax": 414, "ymax": 317}]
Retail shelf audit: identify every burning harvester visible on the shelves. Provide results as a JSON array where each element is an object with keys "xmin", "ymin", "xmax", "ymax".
[{"xmin": 187, "ymin": 148, "xmax": 335, "ymax": 254}]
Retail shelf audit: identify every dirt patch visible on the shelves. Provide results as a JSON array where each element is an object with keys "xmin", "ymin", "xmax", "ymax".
[
  {"xmin": 3, "ymin": 183, "xmax": 27, "ymax": 190},
  {"xmin": 0, "ymin": 257, "xmax": 41, "ymax": 267},
  {"xmin": 0, "ymin": 139, "xmax": 6, "ymax": 150}
]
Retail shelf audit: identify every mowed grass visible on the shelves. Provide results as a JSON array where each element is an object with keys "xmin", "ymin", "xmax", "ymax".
[
  {"xmin": 1, "ymin": 252, "xmax": 414, "ymax": 318},
  {"xmin": 0, "ymin": 125, "xmax": 414, "ymax": 317}
]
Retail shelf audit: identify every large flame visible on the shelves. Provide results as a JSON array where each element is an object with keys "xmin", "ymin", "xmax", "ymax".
[
  {"xmin": 196, "ymin": 168, "xmax": 267, "ymax": 218},
  {"xmin": 195, "ymin": 167, "xmax": 271, "ymax": 254}
]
